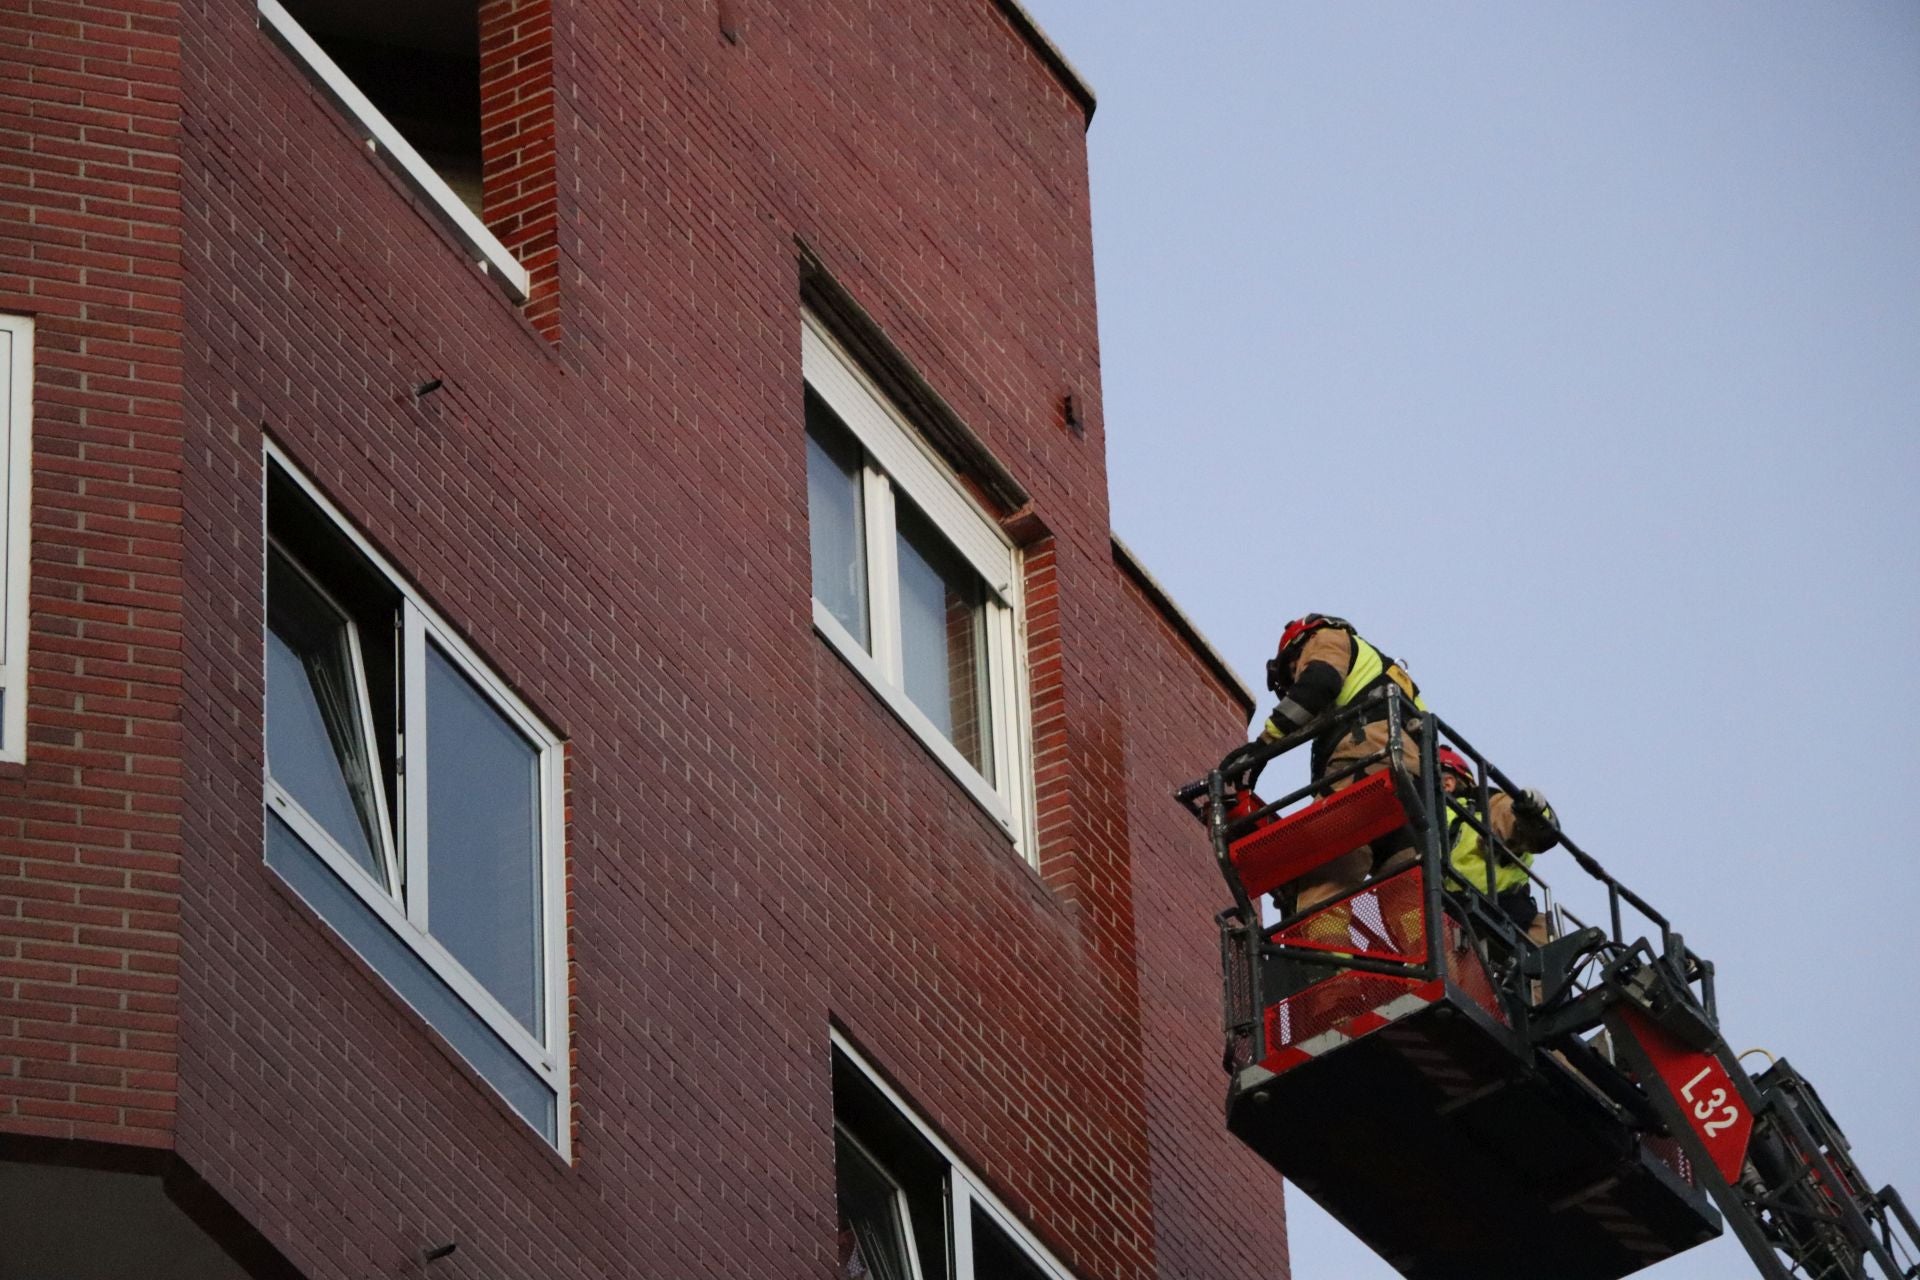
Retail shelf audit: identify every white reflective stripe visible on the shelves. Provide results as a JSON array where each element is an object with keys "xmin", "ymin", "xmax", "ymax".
[
  {"xmin": 1271, "ymin": 695, "xmax": 1314, "ymax": 730},
  {"xmin": 1289, "ymin": 988, "xmax": 1436, "ymax": 1059},
  {"xmin": 1298, "ymin": 1029, "xmax": 1350, "ymax": 1057},
  {"xmin": 1375, "ymin": 992, "xmax": 1433, "ymax": 1021},
  {"xmin": 802, "ymin": 317, "xmax": 1014, "ymax": 599}
]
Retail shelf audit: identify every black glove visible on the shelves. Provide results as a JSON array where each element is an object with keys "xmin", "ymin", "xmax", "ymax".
[{"xmin": 1512, "ymin": 787, "xmax": 1553, "ymax": 824}]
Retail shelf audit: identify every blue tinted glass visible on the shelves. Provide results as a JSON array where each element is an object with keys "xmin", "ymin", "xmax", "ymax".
[
  {"xmin": 895, "ymin": 501, "xmax": 993, "ymax": 782},
  {"xmin": 266, "ymin": 813, "xmax": 557, "ymax": 1141},
  {"xmin": 806, "ymin": 396, "xmax": 869, "ymax": 647},
  {"xmin": 266, "ymin": 560, "xmax": 383, "ymax": 881},
  {"xmin": 424, "ymin": 645, "xmax": 543, "ymax": 1036}
]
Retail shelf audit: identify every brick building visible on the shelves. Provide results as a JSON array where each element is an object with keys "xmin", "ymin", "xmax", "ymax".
[{"xmin": 0, "ymin": 1, "xmax": 1290, "ymax": 1276}]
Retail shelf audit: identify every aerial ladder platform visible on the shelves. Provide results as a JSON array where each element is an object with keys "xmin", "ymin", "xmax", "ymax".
[{"xmin": 1180, "ymin": 686, "xmax": 1920, "ymax": 1280}]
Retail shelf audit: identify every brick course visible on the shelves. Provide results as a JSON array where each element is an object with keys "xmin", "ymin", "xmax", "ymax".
[
  {"xmin": 3, "ymin": 0, "xmax": 1292, "ymax": 1277},
  {"xmin": 0, "ymin": 0, "xmax": 187, "ymax": 1154}
]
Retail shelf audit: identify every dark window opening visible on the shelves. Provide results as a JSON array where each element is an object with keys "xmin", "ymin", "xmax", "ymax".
[
  {"xmin": 832, "ymin": 1053, "xmax": 949, "ymax": 1280},
  {"xmin": 279, "ymin": 0, "xmax": 484, "ymax": 214},
  {"xmin": 267, "ymin": 464, "xmax": 401, "ymax": 831},
  {"xmin": 971, "ymin": 1207, "xmax": 1051, "ymax": 1280}
]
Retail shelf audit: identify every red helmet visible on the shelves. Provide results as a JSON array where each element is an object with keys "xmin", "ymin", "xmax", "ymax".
[
  {"xmin": 1436, "ymin": 747, "xmax": 1474, "ymax": 783},
  {"xmin": 1267, "ymin": 614, "xmax": 1351, "ymax": 693}
]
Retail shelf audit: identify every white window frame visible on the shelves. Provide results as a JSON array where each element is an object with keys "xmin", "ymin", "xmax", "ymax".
[
  {"xmin": 834, "ymin": 1121, "xmax": 928, "ymax": 1280},
  {"xmin": 803, "ymin": 316, "xmax": 1037, "ymax": 861},
  {"xmin": 263, "ymin": 441, "xmax": 569, "ymax": 1155},
  {"xmin": 255, "ymin": 0, "xmax": 532, "ymax": 302},
  {"xmin": 831, "ymin": 1031, "xmax": 1080, "ymax": 1280},
  {"xmin": 0, "ymin": 315, "xmax": 32, "ymax": 765}
]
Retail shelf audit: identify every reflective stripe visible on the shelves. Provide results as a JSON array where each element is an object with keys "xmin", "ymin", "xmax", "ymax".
[{"xmin": 1271, "ymin": 695, "xmax": 1314, "ymax": 732}]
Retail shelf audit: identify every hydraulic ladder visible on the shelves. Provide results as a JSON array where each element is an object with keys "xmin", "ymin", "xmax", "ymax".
[{"xmin": 1183, "ymin": 685, "xmax": 1920, "ymax": 1280}]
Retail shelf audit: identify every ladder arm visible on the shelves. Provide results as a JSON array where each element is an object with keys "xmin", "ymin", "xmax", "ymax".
[{"xmin": 1603, "ymin": 952, "xmax": 1920, "ymax": 1279}]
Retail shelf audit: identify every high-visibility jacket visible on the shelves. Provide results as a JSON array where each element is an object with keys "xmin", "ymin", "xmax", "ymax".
[
  {"xmin": 1306, "ymin": 633, "xmax": 1428, "ymax": 777},
  {"xmin": 1335, "ymin": 633, "xmax": 1428, "ymax": 716},
  {"xmin": 1446, "ymin": 790, "xmax": 1552, "ymax": 896},
  {"xmin": 1267, "ymin": 629, "xmax": 1429, "ymax": 741}
]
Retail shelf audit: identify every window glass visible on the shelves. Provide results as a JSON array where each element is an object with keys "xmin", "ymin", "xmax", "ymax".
[
  {"xmin": 896, "ymin": 500, "xmax": 993, "ymax": 783},
  {"xmin": 263, "ymin": 454, "xmax": 566, "ymax": 1152},
  {"xmin": 424, "ymin": 642, "xmax": 544, "ymax": 1035},
  {"xmin": 834, "ymin": 1043, "xmax": 1074, "ymax": 1280},
  {"xmin": 835, "ymin": 1129, "xmax": 918, "ymax": 1280},
  {"xmin": 267, "ymin": 550, "xmax": 387, "ymax": 882},
  {"xmin": 807, "ymin": 393, "xmax": 870, "ymax": 648},
  {"xmin": 802, "ymin": 319, "xmax": 1029, "ymax": 854},
  {"xmin": 971, "ymin": 1206, "xmax": 1051, "ymax": 1280}
]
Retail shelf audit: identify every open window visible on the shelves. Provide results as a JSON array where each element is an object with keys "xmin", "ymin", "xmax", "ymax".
[
  {"xmin": 831, "ymin": 1036, "xmax": 1078, "ymax": 1280},
  {"xmin": 803, "ymin": 317, "xmax": 1034, "ymax": 858},
  {"xmin": 263, "ymin": 445, "xmax": 569, "ymax": 1151},
  {"xmin": 257, "ymin": 0, "xmax": 556, "ymax": 316},
  {"xmin": 835, "ymin": 1125, "xmax": 930, "ymax": 1280}
]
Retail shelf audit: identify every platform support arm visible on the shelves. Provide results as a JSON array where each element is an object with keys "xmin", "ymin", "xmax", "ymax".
[{"xmin": 1603, "ymin": 996, "xmax": 1795, "ymax": 1280}]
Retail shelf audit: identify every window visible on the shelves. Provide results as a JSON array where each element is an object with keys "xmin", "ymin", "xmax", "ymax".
[
  {"xmin": 803, "ymin": 317, "xmax": 1034, "ymax": 855},
  {"xmin": 835, "ymin": 1125, "xmax": 928, "ymax": 1280},
  {"xmin": 0, "ymin": 315, "xmax": 31, "ymax": 764},
  {"xmin": 256, "ymin": 0, "xmax": 534, "ymax": 301},
  {"xmin": 831, "ymin": 1036, "xmax": 1079, "ymax": 1280},
  {"xmin": 263, "ymin": 446, "xmax": 568, "ymax": 1151}
]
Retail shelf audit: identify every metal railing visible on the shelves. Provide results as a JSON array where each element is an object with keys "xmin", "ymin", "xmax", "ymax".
[
  {"xmin": 1186, "ymin": 684, "xmax": 1717, "ymax": 1067},
  {"xmin": 1190, "ymin": 686, "xmax": 1920, "ymax": 1280}
]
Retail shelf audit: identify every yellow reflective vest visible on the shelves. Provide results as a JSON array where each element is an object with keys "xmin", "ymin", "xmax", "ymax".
[
  {"xmin": 1446, "ymin": 792, "xmax": 1543, "ymax": 896},
  {"xmin": 1335, "ymin": 634, "xmax": 1429, "ymax": 714}
]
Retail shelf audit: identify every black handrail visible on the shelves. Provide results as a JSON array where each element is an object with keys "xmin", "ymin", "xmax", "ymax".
[{"xmin": 1189, "ymin": 685, "xmax": 1721, "ymax": 1055}]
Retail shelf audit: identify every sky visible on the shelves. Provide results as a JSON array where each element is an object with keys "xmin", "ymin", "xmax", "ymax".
[{"xmin": 1014, "ymin": 3, "xmax": 1920, "ymax": 1277}]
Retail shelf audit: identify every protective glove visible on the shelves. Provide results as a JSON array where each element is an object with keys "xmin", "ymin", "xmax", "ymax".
[{"xmin": 1513, "ymin": 787, "xmax": 1554, "ymax": 825}]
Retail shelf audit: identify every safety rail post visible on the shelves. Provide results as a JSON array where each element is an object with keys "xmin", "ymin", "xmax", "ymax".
[
  {"xmin": 1205, "ymin": 764, "xmax": 1268, "ymax": 1072},
  {"xmin": 1218, "ymin": 908, "xmax": 1257, "ymax": 1075},
  {"xmin": 1410, "ymin": 695, "xmax": 1446, "ymax": 983}
]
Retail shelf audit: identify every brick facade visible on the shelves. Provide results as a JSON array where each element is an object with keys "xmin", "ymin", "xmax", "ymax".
[
  {"xmin": 2, "ymin": 1, "xmax": 1291, "ymax": 1276},
  {"xmin": 0, "ymin": 0, "xmax": 187, "ymax": 1154}
]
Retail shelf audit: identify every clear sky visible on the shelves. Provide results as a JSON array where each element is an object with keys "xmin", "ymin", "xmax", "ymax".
[{"xmin": 1016, "ymin": 3, "xmax": 1920, "ymax": 1276}]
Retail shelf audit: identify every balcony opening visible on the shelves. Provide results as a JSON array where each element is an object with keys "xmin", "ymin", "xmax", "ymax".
[
  {"xmin": 279, "ymin": 0, "xmax": 482, "ymax": 213},
  {"xmin": 260, "ymin": 0, "xmax": 561, "ymax": 330}
]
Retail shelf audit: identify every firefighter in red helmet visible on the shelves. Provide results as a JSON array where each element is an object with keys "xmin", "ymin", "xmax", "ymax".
[
  {"xmin": 1435, "ymin": 746, "xmax": 1560, "ymax": 947},
  {"xmin": 1261, "ymin": 614, "xmax": 1426, "ymax": 911}
]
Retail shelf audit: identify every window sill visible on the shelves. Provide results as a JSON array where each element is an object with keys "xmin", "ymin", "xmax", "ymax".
[
  {"xmin": 261, "ymin": 840, "xmax": 575, "ymax": 1171},
  {"xmin": 812, "ymin": 599, "xmax": 1020, "ymax": 847},
  {"xmin": 267, "ymin": 787, "xmax": 568, "ymax": 1157},
  {"xmin": 268, "ymin": 783, "xmax": 558, "ymax": 1075},
  {"xmin": 256, "ymin": 0, "xmax": 531, "ymax": 303}
]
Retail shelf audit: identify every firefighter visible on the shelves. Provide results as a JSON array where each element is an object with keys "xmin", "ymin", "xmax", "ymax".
[
  {"xmin": 1436, "ymin": 746, "xmax": 1560, "ymax": 946},
  {"xmin": 1260, "ymin": 614, "xmax": 1426, "ymax": 911}
]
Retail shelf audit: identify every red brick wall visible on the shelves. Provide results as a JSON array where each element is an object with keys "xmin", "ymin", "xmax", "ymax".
[
  {"xmin": 6, "ymin": 0, "xmax": 1290, "ymax": 1276},
  {"xmin": 0, "ymin": 0, "xmax": 186, "ymax": 1153},
  {"xmin": 479, "ymin": 0, "xmax": 559, "ymax": 339},
  {"xmin": 1116, "ymin": 563, "xmax": 1294, "ymax": 1280}
]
